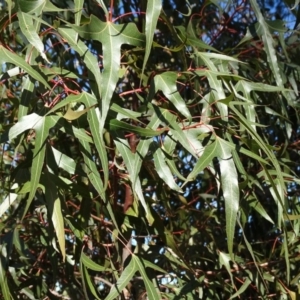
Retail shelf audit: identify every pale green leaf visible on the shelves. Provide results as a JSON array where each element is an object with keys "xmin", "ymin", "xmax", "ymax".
[
  {"xmin": 184, "ymin": 140, "xmax": 218, "ymax": 184},
  {"xmin": 230, "ymin": 278, "xmax": 252, "ymax": 299},
  {"xmin": 115, "ymin": 138, "xmax": 154, "ymax": 224},
  {"xmin": 17, "ymin": 12, "xmax": 49, "ymax": 62},
  {"xmin": 0, "ymin": 190, "xmax": 18, "ymax": 218},
  {"xmin": 153, "ymin": 146, "xmax": 182, "ymax": 192},
  {"xmin": 217, "ymin": 138, "xmax": 239, "ymax": 258},
  {"xmin": 72, "ymin": 16, "xmax": 145, "ymax": 134},
  {"xmin": 219, "ymin": 251, "xmax": 234, "ymax": 287},
  {"xmin": 133, "ymin": 255, "xmax": 161, "ymax": 300},
  {"xmin": 0, "ymin": 46, "xmax": 50, "ymax": 88},
  {"xmin": 5, "ymin": 0, "xmax": 12, "ymax": 22},
  {"xmin": 81, "ymin": 252, "xmax": 109, "ymax": 272},
  {"xmin": 51, "ymin": 198, "xmax": 65, "ymax": 261},
  {"xmin": 249, "ymin": 0, "xmax": 287, "ymax": 100},
  {"xmin": 0, "ymin": 246, "xmax": 10, "ymax": 300},
  {"xmin": 51, "ymin": 146, "xmax": 76, "ymax": 175},
  {"xmin": 58, "ymin": 28, "xmax": 102, "ymax": 98},
  {"xmin": 74, "ymin": 0, "xmax": 84, "ymax": 26},
  {"xmin": 150, "ymin": 72, "xmax": 191, "ymax": 121},
  {"xmin": 104, "ymin": 257, "xmax": 137, "ymax": 300},
  {"xmin": 42, "ymin": 173, "xmax": 65, "ymax": 261},
  {"xmin": 142, "ymin": 0, "xmax": 162, "ymax": 77},
  {"xmin": 82, "ymin": 265, "xmax": 101, "ymax": 300}
]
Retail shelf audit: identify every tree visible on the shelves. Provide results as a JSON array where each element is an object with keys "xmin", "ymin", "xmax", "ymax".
[{"xmin": 0, "ymin": 0, "xmax": 300, "ymax": 298}]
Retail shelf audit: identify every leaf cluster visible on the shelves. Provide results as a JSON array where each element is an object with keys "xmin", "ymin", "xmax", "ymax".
[{"xmin": 0, "ymin": 0, "xmax": 300, "ymax": 299}]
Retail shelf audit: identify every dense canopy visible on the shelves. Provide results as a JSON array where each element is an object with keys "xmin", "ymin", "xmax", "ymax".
[{"xmin": 0, "ymin": 0, "xmax": 300, "ymax": 299}]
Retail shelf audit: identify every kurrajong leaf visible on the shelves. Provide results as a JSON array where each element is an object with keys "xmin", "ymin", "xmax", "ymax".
[
  {"xmin": 142, "ymin": 0, "xmax": 162, "ymax": 78},
  {"xmin": 0, "ymin": 46, "xmax": 50, "ymax": 88},
  {"xmin": 17, "ymin": 12, "xmax": 50, "ymax": 63},
  {"xmin": 149, "ymin": 72, "xmax": 192, "ymax": 121},
  {"xmin": 72, "ymin": 16, "xmax": 145, "ymax": 134}
]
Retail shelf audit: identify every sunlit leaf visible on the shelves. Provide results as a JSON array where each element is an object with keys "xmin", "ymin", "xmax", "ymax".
[
  {"xmin": 142, "ymin": 0, "xmax": 161, "ymax": 78},
  {"xmin": 149, "ymin": 72, "xmax": 192, "ymax": 121},
  {"xmin": 51, "ymin": 146, "xmax": 76, "ymax": 175},
  {"xmin": 17, "ymin": 12, "xmax": 49, "ymax": 63},
  {"xmin": 153, "ymin": 145, "xmax": 182, "ymax": 192},
  {"xmin": 81, "ymin": 252, "xmax": 109, "ymax": 272},
  {"xmin": 42, "ymin": 174, "xmax": 65, "ymax": 261},
  {"xmin": 217, "ymin": 138, "xmax": 239, "ymax": 258},
  {"xmin": 230, "ymin": 278, "xmax": 252, "ymax": 299},
  {"xmin": 104, "ymin": 257, "xmax": 137, "ymax": 300},
  {"xmin": 0, "ymin": 245, "xmax": 10, "ymax": 300},
  {"xmin": 72, "ymin": 16, "xmax": 145, "ymax": 134},
  {"xmin": 0, "ymin": 46, "xmax": 50, "ymax": 88}
]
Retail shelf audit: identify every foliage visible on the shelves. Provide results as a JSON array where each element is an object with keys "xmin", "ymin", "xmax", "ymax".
[{"xmin": 0, "ymin": 0, "xmax": 300, "ymax": 299}]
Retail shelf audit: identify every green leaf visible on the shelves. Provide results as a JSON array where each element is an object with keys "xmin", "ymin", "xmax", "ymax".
[
  {"xmin": 178, "ymin": 22, "xmax": 217, "ymax": 52},
  {"xmin": 0, "ymin": 189, "xmax": 18, "ymax": 218},
  {"xmin": 93, "ymin": 0, "xmax": 109, "ymax": 17},
  {"xmin": 17, "ymin": 12, "xmax": 49, "ymax": 63},
  {"xmin": 78, "ymin": 139, "xmax": 120, "ymax": 233},
  {"xmin": 115, "ymin": 138, "xmax": 154, "ymax": 224},
  {"xmin": 249, "ymin": 0, "xmax": 290, "ymax": 103},
  {"xmin": 81, "ymin": 252, "xmax": 109, "ymax": 272},
  {"xmin": 72, "ymin": 16, "xmax": 145, "ymax": 134},
  {"xmin": 42, "ymin": 174, "xmax": 65, "ymax": 262},
  {"xmin": 58, "ymin": 27, "xmax": 102, "ymax": 98},
  {"xmin": 82, "ymin": 264, "xmax": 101, "ymax": 300},
  {"xmin": 111, "ymin": 103, "xmax": 143, "ymax": 121},
  {"xmin": 133, "ymin": 255, "xmax": 161, "ymax": 300},
  {"xmin": 0, "ymin": 46, "xmax": 50, "ymax": 88},
  {"xmin": 9, "ymin": 114, "xmax": 59, "ymax": 217},
  {"xmin": 151, "ymin": 106, "xmax": 198, "ymax": 157},
  {"xmin": 142, "ymin": 0, "xmax": 162, "ymax": 78},
  {"xmin": 104, "ymin": 257, "xmax": 137, "ymax": 300},
  {"xmin": 219, "ymin": 251, "xmax": 234, "ymax": 287},
  {"xmin": 18, "ymin": 0, "xmax": 46, "ymax": 14},
  {"xmin": 109, "ymin": 119, "xmax": 166, "ymax": 137},
  {"xmin": 153, "ymin": 146, "xmax": 182, "ymax": 192},
  {"xmin": 150, "ymin": 72, "xmax": 192, "ymax": 121},
  {"xmin": 74, "ymin": 0, "xmax": 84, "ymax": 26},
  {"xmin": 0, "ymin": 245, "xmax": 10, "ymax": 300},
  {"xmin": 51, "ymin": 146, "xmax": 76, "ymax": 175},
  {"xmin": 217, "ymin": 138, "xmax": 239, "ymax": 259},
  {"xmin": 230, "ymin": 103, "xmax": 286, "ymax": 219},
  {"xmin": 230, "ymin": 278, "xmax": 252, "ymax": 299},
  {"xmin": 48, "ymin": 92, "xmax": 108, "ymax": 189},
  {"xmin": 184, "ymin": 140, "xmax": 218, "ymax": 184},
  {"xmin": 105, "ymin": 255, "xmax": 161, "ymax": 300},
  {"xmin": 248, "ymin": 196, "xmax": 274, "ymax": 224}
]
